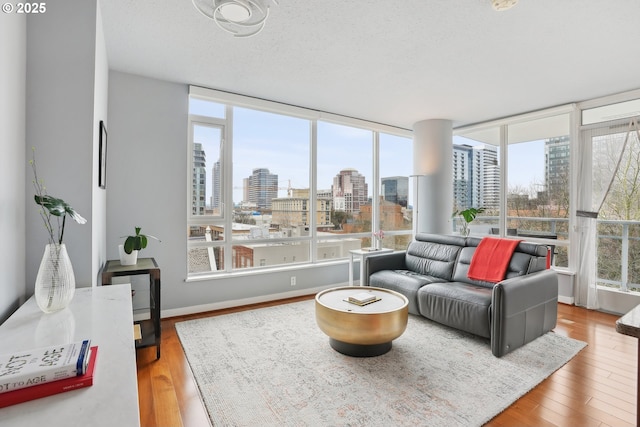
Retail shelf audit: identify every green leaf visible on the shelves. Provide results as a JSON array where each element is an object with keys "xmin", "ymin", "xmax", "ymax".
[
  {"xmin": 34, "ymin": 194, "xmax": 86, "ymax": 224},
  {"xmin": 122, "ymin": 227, "xmax": 161, "ymax": 253},
  {"xmin": 453, "ymin": 207, "xmax": 485, "ymax": 224},
  {"xmin": 34, "ymin": 195, "xmax": 67, "ymax": 217},
  {"xmin": 124, "ymin": 236, "xmax": 136, "ymax": 254},
  {"xmin": 139, "ymin": 235, "xmax": 148, "ymax": 249}
]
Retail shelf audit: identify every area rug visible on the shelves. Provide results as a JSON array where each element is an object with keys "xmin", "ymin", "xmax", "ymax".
[{"xmin": 176, "ymin": 300, "xmax": 586, "ymax": 427}]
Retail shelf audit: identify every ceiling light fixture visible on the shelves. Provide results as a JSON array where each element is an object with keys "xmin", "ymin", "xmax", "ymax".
[
  {"xmin": 192, "ymin": 0, "xmax": 279, "ymax": 38},
  {"xmin": 491, "ymin": 0, "xmax": 518, "ymax": 11}
]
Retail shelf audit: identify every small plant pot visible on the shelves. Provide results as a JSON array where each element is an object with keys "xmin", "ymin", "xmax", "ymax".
[{"xmin": 119, "ymin": 244, "xmax": 138, "ymax": 266}]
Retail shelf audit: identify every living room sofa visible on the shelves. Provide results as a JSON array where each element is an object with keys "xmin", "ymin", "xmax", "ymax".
[{"xmin": 363, "ymin": 233, "xmax": 558, "ymax": 357}]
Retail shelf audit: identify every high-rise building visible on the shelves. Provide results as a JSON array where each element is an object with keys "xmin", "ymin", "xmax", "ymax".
[
  {"xmin": 381, "ymin": 176, "xmax": 409, "ymax": 207},
  {"xmin": 474, "ymin": 144, "xmax": 500, "ymax": 210},
  {"xmin": 212, "ymin": 160, "xmax": 221, "ymax": 214},
  {"xmin": 453, "ymin": 145, "xmax": 473, "ymax": 210},
  {"xmin": 545, "ymin": 136, "xmax": 570, "ymax": 204},
  {"xmin": 452, "ymin": 143, "xmax": 499, "ymax": 210},
  {"xmin": 193, "ymin": 143, "xmax": 206, "ymax": 215},
  {"xmin": 332, "ymin": 168, "xmax": 368, "ymax": 213},
  {"xmin": 246, "ymin": 168, "xmax": 278, "ymax": 209}
]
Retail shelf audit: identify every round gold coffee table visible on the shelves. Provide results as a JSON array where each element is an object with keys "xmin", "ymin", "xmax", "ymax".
[{"xmin": 315, "ymin": 286, "xmax": 409, "ymax": 357}]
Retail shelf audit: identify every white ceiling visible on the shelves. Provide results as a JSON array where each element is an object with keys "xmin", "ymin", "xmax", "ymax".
[{"xmin": 99, "ymin": 0, "xmax": 640, "ymax": 130}]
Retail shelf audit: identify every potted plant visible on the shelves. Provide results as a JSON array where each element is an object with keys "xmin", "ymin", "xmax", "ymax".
[
  {"xmin": 452, "ymin": 207, "xmax": 485, "ymax": 237},
  {"xmin": 119, "ymin": 227, "xmax": 160, "ymax": 266}
]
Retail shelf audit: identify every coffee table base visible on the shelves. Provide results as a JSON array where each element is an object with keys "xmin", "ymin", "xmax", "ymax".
[{"xmin": 329, "ymin": 338, "xmax": 392, "ymax": 357}]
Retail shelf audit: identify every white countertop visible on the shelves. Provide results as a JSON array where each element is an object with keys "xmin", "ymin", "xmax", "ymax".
[{"xmin": 0, "ymin": 284, "xmax": 140, "ymax": 427}]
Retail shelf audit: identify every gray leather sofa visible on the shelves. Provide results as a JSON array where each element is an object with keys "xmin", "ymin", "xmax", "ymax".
[{"xmin": 364, "ymin": 233, "xmax": 558, "ymax": 357}]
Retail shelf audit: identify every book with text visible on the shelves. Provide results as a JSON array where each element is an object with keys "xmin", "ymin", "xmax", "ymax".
[
  {"xmin": 0, "ymin": 346, "xmax": 97, "ymax": 408},
  {"xmin": 0, "ymin": 339, "xmax": 91, "ymax": 394}
]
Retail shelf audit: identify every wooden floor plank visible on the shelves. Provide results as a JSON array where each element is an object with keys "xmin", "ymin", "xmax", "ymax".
[
  {"xmin": 146, "ymin": 349, "xmax": 183, "ymax": 427},
  {"xmin": 136, "ymin": 297, "xmax": 637, "ymax": 427}
]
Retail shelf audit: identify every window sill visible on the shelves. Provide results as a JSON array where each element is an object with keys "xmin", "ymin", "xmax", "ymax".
[{"xmin": 185, "ymin": 258, "xmax": 348, "ymax": 283}]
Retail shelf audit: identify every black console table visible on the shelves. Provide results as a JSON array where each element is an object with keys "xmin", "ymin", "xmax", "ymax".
[{"xmin": 101, "ymin": 257, "xmax": 161, "ymax": 359}]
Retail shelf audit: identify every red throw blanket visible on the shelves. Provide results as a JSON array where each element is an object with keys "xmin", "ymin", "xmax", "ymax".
[{"xmin": 468, "ymin": 237, "xmax": 522, "ymax": 283}]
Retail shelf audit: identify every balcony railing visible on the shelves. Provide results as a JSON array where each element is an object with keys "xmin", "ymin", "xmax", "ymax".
[
  {"xmin": 453, "ymin": 216, "xmax": 640, "ymax": 292},
  {"xmin": 596, "ymin": 219, "xmax": 640, "ymax": 293}
]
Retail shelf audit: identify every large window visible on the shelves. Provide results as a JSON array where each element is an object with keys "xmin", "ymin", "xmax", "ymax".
[
  {"xmin": 379, "ymin": 132, "xmax": 413, "ymax": 250},
  {"xmin": 581, "ymin": 110, "xmax": 640, "ymax": 292},
  {"xmin": 232, "ymin": 108, "xmax": 311, "ymax": 271},
  {"xmin": 316, "ymin": 122, "xmax": 373, "ymax": 256},
  {"xmin": 187, "ymin": 87, "xmax": 412, "ymax": 277},
  {"xmin": 506, "ymin": 114, "xmax": 571, "ymax": 267},
  {"xmin": 452, "ymin": 126, "xmax": 501, "ymax": 234},
  {"xmin": 454, "ymin": 109, "xmax": 572, "ymax": 267}
]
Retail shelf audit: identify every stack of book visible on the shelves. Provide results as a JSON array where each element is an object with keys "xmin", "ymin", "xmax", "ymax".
[
  {"xmin": 347, "ymin": 292, "xmax": 380, "ymax": 306},
  {"xmin": 0, "ymin": 339, "xmax": 98, "ymax": 408}
]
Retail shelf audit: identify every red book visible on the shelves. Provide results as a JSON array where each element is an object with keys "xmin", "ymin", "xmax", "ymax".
[{"xmin": 0, "ymin": 346, "xmax": 98, "ymax": 408}]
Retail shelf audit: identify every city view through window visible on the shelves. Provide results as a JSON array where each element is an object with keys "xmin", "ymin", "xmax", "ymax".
[
  {"xmin": 188, "ymin": 92, "xmax": 640, "ymax": 294},
  {"xmin": 190, "ymin": 99, "xmax": 574, "ymax": 274},
  {"xmin": 454, "ymin": 114, "xmax": 572, "ymax": 268},
  {"xmin": 188, "ymin": 97, "xmax": 414, "ymax": 274}
]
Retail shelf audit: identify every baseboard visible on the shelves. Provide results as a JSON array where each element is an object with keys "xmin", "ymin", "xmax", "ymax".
[
  {"xmin": 558, "ymin": 295, "xmax": 575, "ymax": 305},
  {"xmin": 158, "ymin": 283, "xmax": 345, "ymax": 319}
]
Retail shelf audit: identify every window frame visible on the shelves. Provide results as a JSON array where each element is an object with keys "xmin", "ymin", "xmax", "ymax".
[
  {"xmin": 453, "ymin": 105, "xmax": 576, "ymax": 268},
  {"xmin": 187, "ymin": 86, "xmax": 413, "ymax": 279},
  {"xmin": 188, "ymin": 118, "xmax": 226, "ymax": 221}
]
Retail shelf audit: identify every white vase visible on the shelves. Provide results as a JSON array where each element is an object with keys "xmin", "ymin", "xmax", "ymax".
[
  {"xmin": 35, "ymin": 243, "xmax": 76, "ymax": 313},
  {"xmin": 119, "ymin": 244, "xmax": 139, "ymax": 266}
]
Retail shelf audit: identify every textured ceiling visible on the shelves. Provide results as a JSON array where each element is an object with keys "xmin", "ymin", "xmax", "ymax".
[{"xmin": 99, "ymin": 0, "xmax": 640, "ymax": 129}]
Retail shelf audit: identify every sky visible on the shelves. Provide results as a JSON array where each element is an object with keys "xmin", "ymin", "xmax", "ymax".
[
  {"xmin": 191, "ymin": 98, "xmax": 548, "ymax": 206},
  {"xmin": 192, "ymin": 102, "xmax": 413, "ymax": 205},
  {"xmin": 454, "ymin": 135, "xmax": 546, "ymax": 195}
]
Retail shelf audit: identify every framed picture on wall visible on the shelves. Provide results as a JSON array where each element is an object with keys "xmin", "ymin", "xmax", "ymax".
[{"xmin": 99, "ymin": 120, "xmax": 107, "ymax": 189}]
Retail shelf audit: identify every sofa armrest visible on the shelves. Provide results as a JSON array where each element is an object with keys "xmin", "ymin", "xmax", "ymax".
[
  {"xmin": 362, "ymin": 251, "xmax": 407, "ymax": 287},
  {"xmin": 491, "ymin": 269, "xmax": 558, "ymax": 357}
]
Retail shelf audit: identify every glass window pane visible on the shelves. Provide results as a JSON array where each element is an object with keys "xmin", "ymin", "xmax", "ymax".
[
  {"xmin": 452, "ymin": 131, "xmax": 501, "ymax": 235},
  {"xmin": 582, "ymin": 98, "xmax": 640, "ymax": 125},
  {"xmin": 189, "ymin": 97, "xmax": 225, "ymax": 118},
  {"xmin": 589, "ymin": 121, "xmax": 640, "ymax": 288},
  {"xmin": 231, "ymin": 107, "xmax": 311, "ymax": 270},
  {"xmin": 232, "ymin": 243, "xmax": 307, "ymax": 271},
  {"xmin": 506, "ymin": 116, "xmax": 570, "ymax": 267},
  {"xmin": 317, "ymin": 121, "xmax": 373, "ymax": 251},
  {"xmin": 379, "ymin": 133, "xmax": 412, "ymax": 249},
  {"xmin": 192, "ymin": 124, "xmax": 223, "ymax": 216},
  {"xmin": 188, "ymin": 243, "xmax": 224, "ymax": 274}
]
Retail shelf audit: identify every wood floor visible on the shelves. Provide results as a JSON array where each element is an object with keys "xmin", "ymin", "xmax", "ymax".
[{"xmin": 136, "ymin": 297, "xmax": 638, "ymax": 427}]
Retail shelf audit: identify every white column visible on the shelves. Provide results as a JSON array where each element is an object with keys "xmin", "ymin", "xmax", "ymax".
[{"xmin": 413, "ymin": 119, "xmax": 453, "ymax": 234}]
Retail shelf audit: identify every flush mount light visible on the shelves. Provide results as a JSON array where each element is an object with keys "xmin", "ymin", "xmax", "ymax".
[
  {"xmin": 192, "ymin": 0, "xmax": 279, "ymax": 38},
  {"xmin": 492, "ymin": 0, "xmax": 518, "ymax": 11},
  {"xmin": 219, "ymin": 2, "xmax": 251, "ymax": 22}
]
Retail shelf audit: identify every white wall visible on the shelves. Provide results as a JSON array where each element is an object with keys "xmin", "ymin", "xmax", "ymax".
[
  {"xmin": 108, "ymin": 71, "xmax": 348, "ymax": 315},
  {"xmin": 25, "ymin": 0, "xmax": 107, "ymax": 289},
  {"xmin": 0, "ymin": 13, "xmax": 27, "ymax": 322},
  {"xmin": 92, "ymin": 3, "xmax": 109, "ymax": 284}
]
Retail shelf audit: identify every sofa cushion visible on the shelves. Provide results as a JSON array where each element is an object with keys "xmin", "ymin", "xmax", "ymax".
[
  {"xmin": 369, "ymin": 270, "xmax": 446, "ymax": 315},
  {"xmin": 405, "ymin": 234, "xmax": 466, "ymax": 281},
  {"xmin": 417, "ymin": 282, "xmax": 492, "ymax": 338}
]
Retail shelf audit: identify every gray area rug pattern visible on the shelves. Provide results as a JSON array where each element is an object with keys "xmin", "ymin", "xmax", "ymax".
[{"xmin": 176, "ymin": 300, "xmax": 586, "ymax": 426}]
